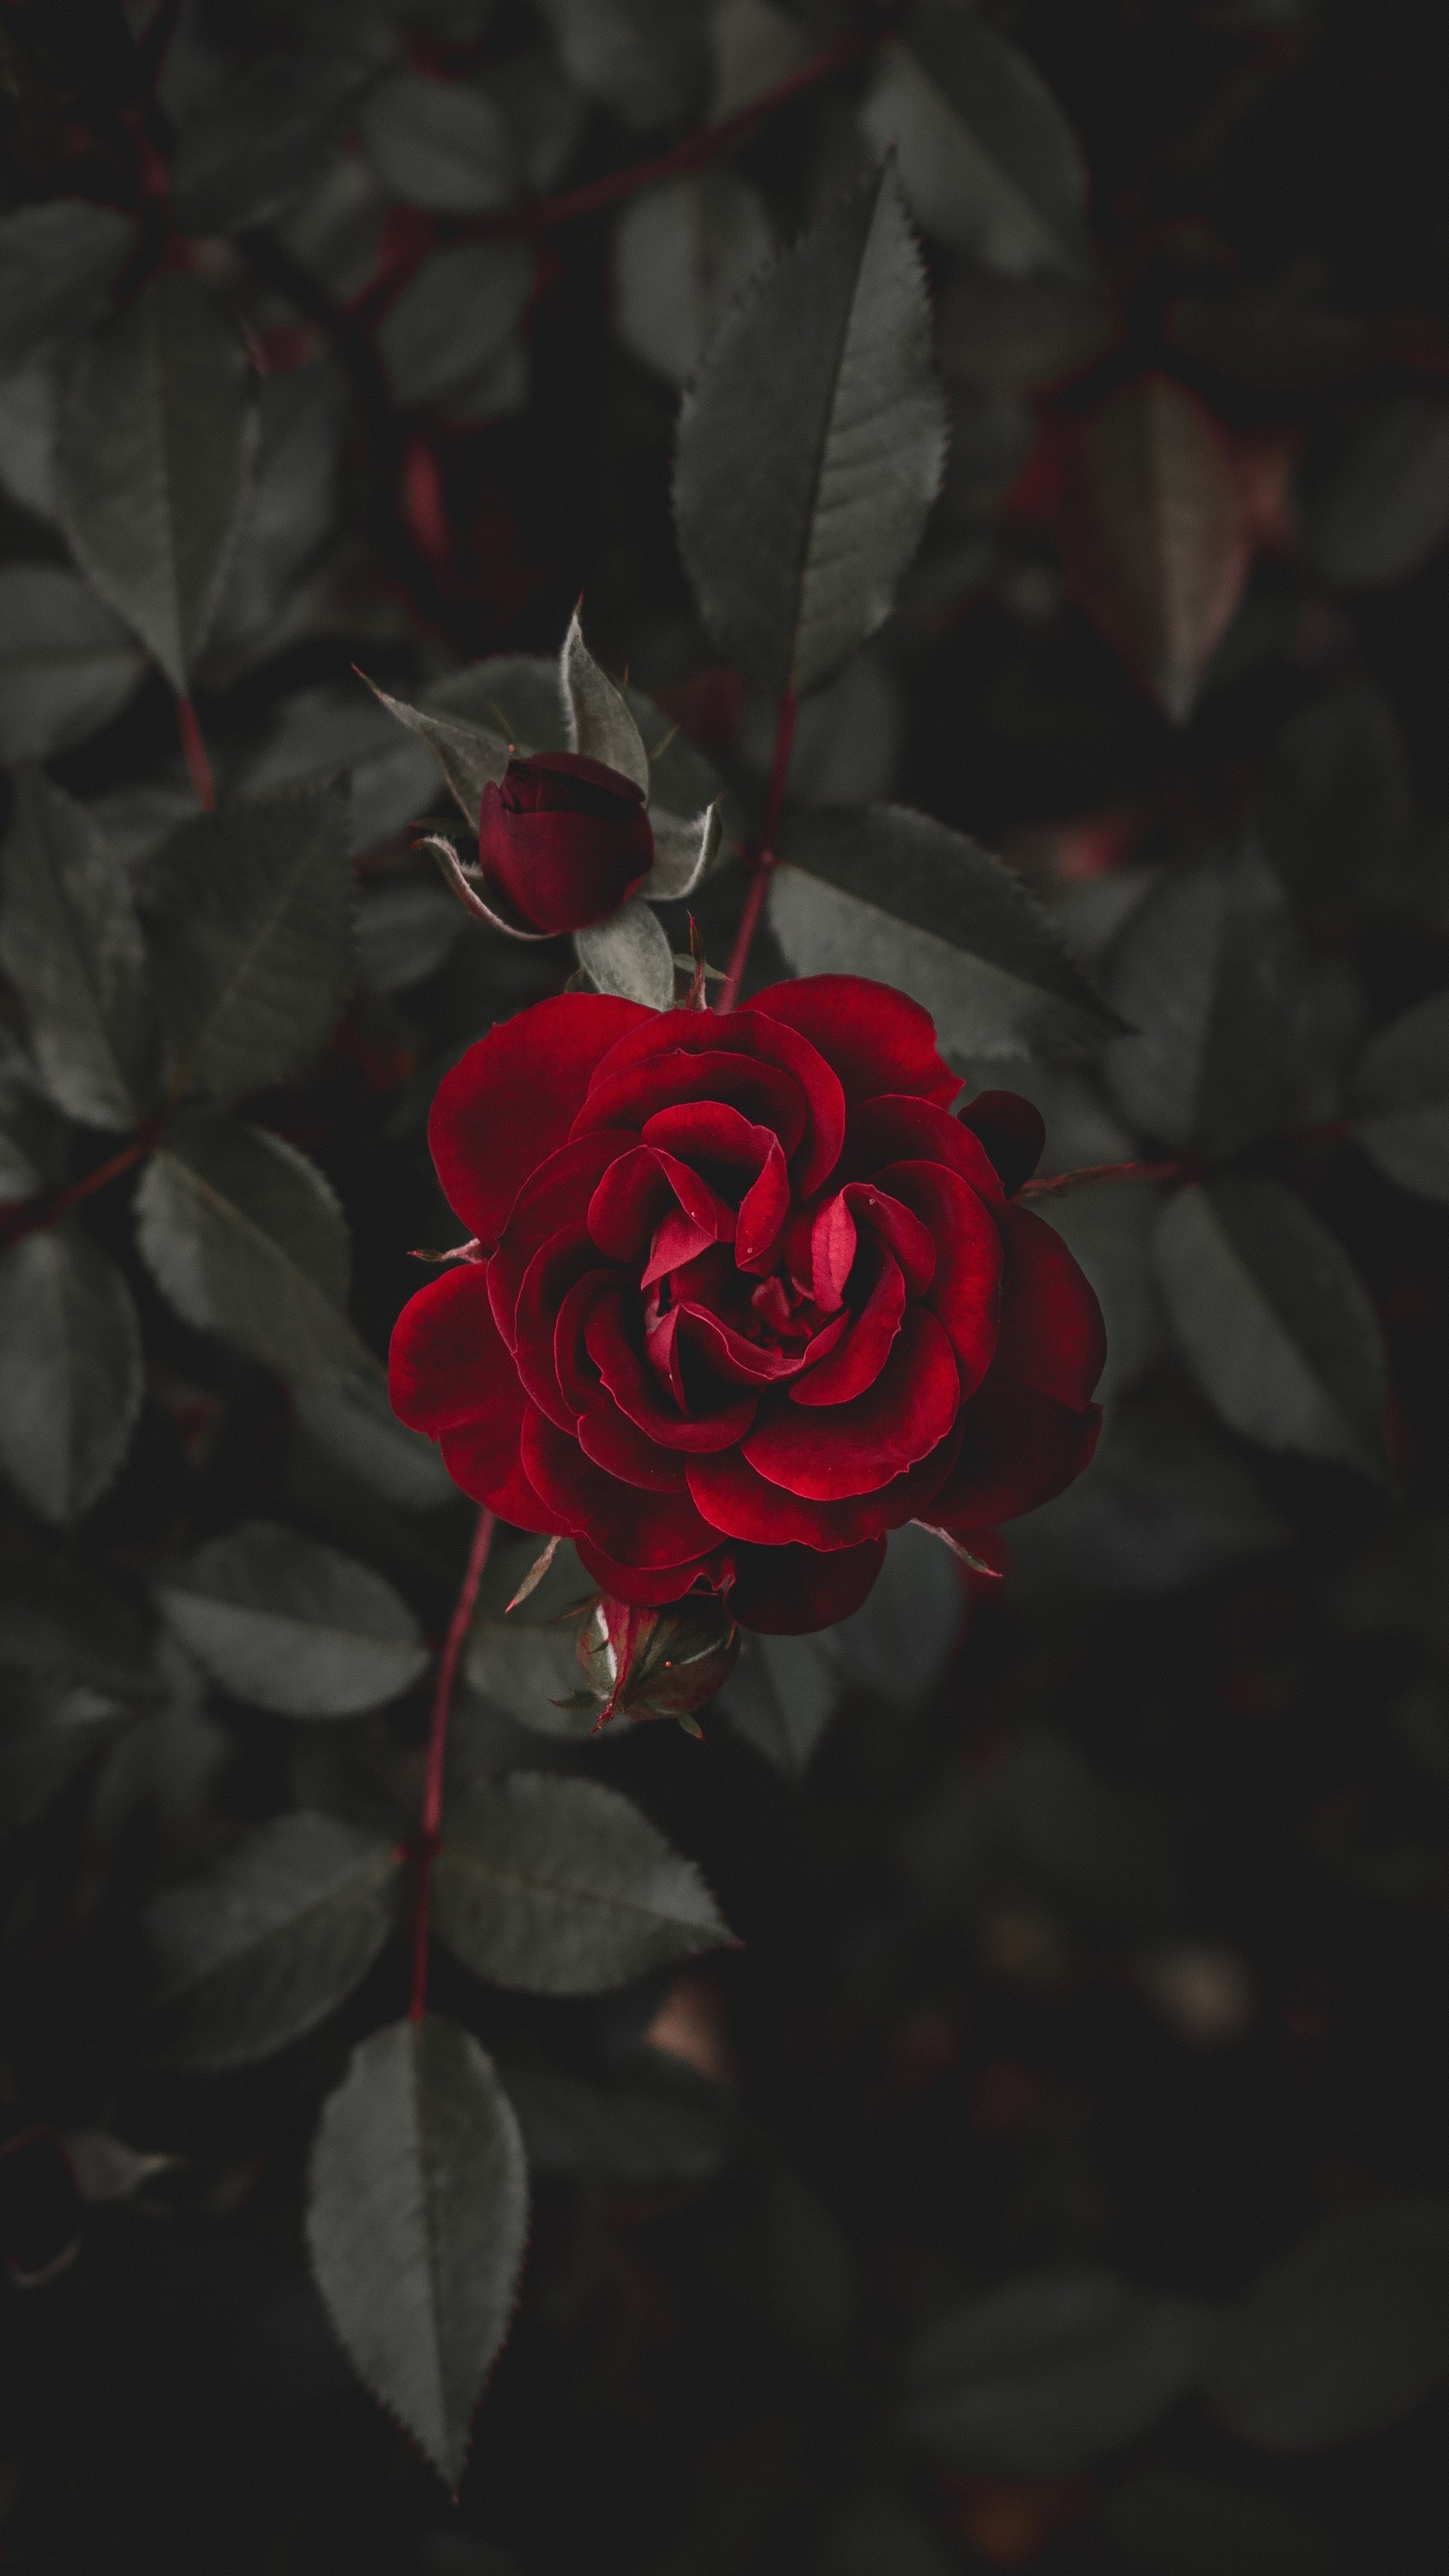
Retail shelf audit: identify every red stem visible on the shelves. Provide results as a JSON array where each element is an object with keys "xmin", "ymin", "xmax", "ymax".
[
  {"xmin": 175, "ymin": 695, "xmax": 216, "ymax": 810},
  {"xmin": 0, "ymin": 1119, "xmax": 166, "ymax": 1256},
  {"xmin": 408, "ymin": 1505, "xmax": 494, "ymax": 2023},
  {"xmin": 717, "ymin": 686, "xmax": 798, "ymax": 1013},
  {"xmin": 1019, "ymin": 1154, "xmax": 1197, "ymax": 1200}
]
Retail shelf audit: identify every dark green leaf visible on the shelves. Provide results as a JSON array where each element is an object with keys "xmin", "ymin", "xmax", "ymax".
[
  {"xmin": 900, "ymin": 2268, "xmax": 1219, "ymax": 2476},
  {"xmin": 431, "ymin": 1773, "xmax": 731, "ymax": 1994},
  {"xmin": 538, "ymin": 0, "xmax": 710, "ymax": 130},
  {"xmin": 293, "ymin": 1373, "xmax": 456, "ymax": 1511},
  {"xmin": 463, "ymin": 1536, "xmax": 595, "ymax": 1736},
  {"xmin": 149, "ymin": 1811, "xmax": 402, "ymax": 2066},
  {"xmin": 861, "ymin": 2, "xmax": 1093, "ymax": 275},
  {"xmin": 1010, "ymin": 1403, "xmax": 1288, "ymax": 1600},
  {"xmin": 1206, "ymin": 2196, "xmax": 1449, "ymax": 2452},
  {"xmin": 0, "ymin": 768, "xmax": 154, "ymax": 1128},
  {"xmin": 358, "ymin": 676, "xmax": 509, "ymax": 831},
  {"xmin": 146, "ymin": 788, "xmax": 351, "ymax": 1102},
  {"xmin": 1155, "ymin": 1179, "xmax": 1390, "ymax": 1480},
  {"xmin": 307, "ymin": 2013, "xmax": 529, "ymax": 2488},
  {"xmin": 359, "ymin": 72, "xmax": 514, "ymax": 215},
  {"xmin": 171, "ymin": 56, "xmax": 363, "ymax": 236},
  {"xmin": 377, "ymin": 244, "xmax": 533, "ymax": 408},
  {"xmin": 355, "ymin": 877, "xmax": 467, "ymax": 993},
  {"xmin": 1303, "ymin": 397, "xmax": 1449, "ymax": 589},
  {"xmin": 203, "ymin": 362, "xmax": 341, "ymax": 674},
  {"xmin": 719, "ymin": 1628, "xmax": 847, "ymax": 1776},
  {"xmin": 0, "ymin": 565, "xmax": 147, "ymax": 761},
  {"xmin": 575, "ymin": 898, "xmax": 676, "ymax": 1008},
  {"xmin": 504, "ymin": 2063, "xmax": 731, "ymax": 2185},
  {"xmin": 675, "ymin": 168, "xmax": 946, "ymax": 696},
  {"xmin": 57, "ymin": 273, "xmax": 257, "ymax": 691},
  {"xmin": 772, "ymin": 805, "xmax": 1117, "ymax": 1059},
  {"xmin": 1104, "ymin": 851, "xmax": 1294, "ymax": 1153},
  {"xmin": 613, "ymin": 171, "xmax": 771, "ymax": 386},
  {"xmin": 1352, "ymin": 988, "xmax": 1449, "ymax": 1203},
  {"xmin": 1261, "ymin": 678, "xmax": 1416, "ymax": 904},
  {"xmin": 0, "ymin": 351, "xmax": 58, "ymax": 522},
  {"xmin": 157, "ymin": 1519, "xmax": 428, "ymax": 1717},
  {"xmin": 0, "ymin": 199, "xmax": 137, "ymax": 369},
  {"xmin": 1104, "ymin": 2466, "xmax": 1340, "ymax": 2576},
  {"xmin": 134, "ymin": 1107, "xmax": 364, "ymax": 1383},
  {"xmin": 0, "ymin": 1229, "xmax": 141, "ymax": 1525},
  {"xmin": 239, "ymin": 686, "xmax": 437, "ymax": 854}
]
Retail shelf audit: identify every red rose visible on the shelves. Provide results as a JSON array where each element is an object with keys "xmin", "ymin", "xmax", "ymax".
[
  {"xmin": 389, "ymin": 977, "xmax": 1105, "ymax": 1635},
  {"xmin": 477, "ymin": 751, "xmax": 655, "ymax": 934}
]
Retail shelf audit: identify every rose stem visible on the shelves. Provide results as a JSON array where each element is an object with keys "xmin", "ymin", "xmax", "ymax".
[
  {"xmin": 408, "ymin": 1504, "xmax": 495, "ymax": 2022},
  {"xmin": 174, "ymin": 694, "xmax": 216, "ymax": 810},
  {"xmin": 717, "ymin": 685, "xmax": 798, "ymax": 1012}
]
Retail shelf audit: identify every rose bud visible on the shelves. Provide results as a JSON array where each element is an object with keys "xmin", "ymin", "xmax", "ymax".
[
  {"xmin": 577, "ymin": 1596, "xmax": 740, "ymax": 1730},
  {"xmin": 477, "ymin": 750, "xmax": 655, "ymax": 935}
]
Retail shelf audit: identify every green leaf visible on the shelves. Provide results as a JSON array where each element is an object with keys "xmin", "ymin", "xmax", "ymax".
[
  {"xmin": 57, "ymin": 272, "xmax": 258, "ymax": 691},
  {"xmin": 0, "ymin": 564, "xmax": 148, "ymax": 762},
  {"xmin": 355, "ymin": 876, "xmax": 466, "ymax": 993},
  {"xmin": 721, "ymin": 1524, "xmax": 962, "ymax": 1773},
  {"xmin": 170, "ymin": 56, "xmax": 363, "ymax": 236},
  {"xmin": 145, "ymin": 788, "xmax": 351, "ymax": 1102},
  {"xmin": 431, "ymin": 1773, "xmax": 731, "ymax": 1995},
  {"xmin": 149, "ymin": 1812, "xmax": 403, "ymax": 2067},
  {"xmin": 203, "ymin": 362, "xmax": 341, "ymax": 675},
  {"xmin": 157, "ymin": 1519, "xmax": 428, "ymax": 1718},
  {"xmin": 0, "ymin": 1229, "xmax": 142, "ymax": 1525},
  {"xmin": 560, "ymin": 608, "xmax": 650, "ymax": 791},
  {"xmin": 359, "ymin": 71, "xmax": 514, "ymax": 215},
  {"xmin": 0, "ymin": 350, "xmax": 59, "ymax": 523},
  {"xmin": 293, "ymin": 1374, "xmax": 456, "ymax": 1510},
  {"xmin": 537, "ymin": 0, "xmax": 711, "ymax": 130},
  {"xmin": 1303, "ymin": 397, "xmax": 1449, "ymax": 590},
  {"xmin": 1205, "ymin": 2197, "xmax": 1449, "ymax": 2453},
  {"xmin": 771, "ymin": 805, "xmax": 1117, "ymax": 1059},
  {"xmin": 1155, "ymin": 1179, "xmax": 1390, "ymax": 1480},
  {"xmin": 574, "ymin": 898, "xmax": 676, "ymax": 1008},
  {"xmin": 377, "ymin": 243, "xmax": 533, "ymax": 408},
  {"xmin": 1103, "ymin": 851, "xmax": 1295, "ymax": 1154},
  {"xmin": 358, "ymin": 675, "xmax": 509, "ymax": 832},
  {"xmin": 0, "ymin": 768, "xmax": 154, "ymax": 1129},
  {"xmin": 1351, "ymin": 988, "xmax": 1449, "ymax": 1203},
  {"xmin": 674, "ymin": 167, "xmax": 946, "ymax": 697},
  {"xmin": 134, "ymin": 1107, "xmax": 364, "ymax": 1384},
  {"xmin": 900, "ymin": 2268, "xmax": 1220, "ymax": 2476},
  {"xmin": 861, "ymin": 2, "xmax": 1093, "ymax": 276},
  {"xmin": 0, "ymin": 199, "xmax": 137, "ymax": 369},
  {"xmin": 613, "ymin": 170, "xmax": 772, "ymax": 387},
  {"xmin": 307, "ymin": 2013, "xmax": 529, "ymax": 2489},
  {"xmin": 463, "ymin": 1536, "xmax": 595, "ymax": 1736}
]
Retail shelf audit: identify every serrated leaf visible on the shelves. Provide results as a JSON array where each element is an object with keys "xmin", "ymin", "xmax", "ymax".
[
  {"xmin": 1351, "ymin": 988, "xmax": 1449, "ymax": 1203},
  {"xmin": 0, "ymin": 199, "xmax": 137, "ymax": 369},
  {"xmin": 721, "ymin": 1523, "xmax": 962, "ymax": 1773},
  {"xmin": 359, "ymin": 675, "xmax": 509, "ymax": 830},
  {"xmin": 613, "ymin": 169, "xmax": 772, "ymax": 387},
  {"xmin": 900, "ymin": 2268, "xmax": 1220, "ymax": 2477},
  {"xmin": 377, "ymin": 243, "xmax": 533, "ymax": 408},
  {"xmin": 57, "ymin": 272, "xmax": 257, "ymax": 691},
  {"xmin": 1060, "ymin": 376, "xmax": 1253, "ymax": 722},
  {"xmin": 0, "ymin": 1229, "xmax": 142, "ymax": 1525},
  {"xmin": 145, "ymin": 788, "xmax": 351, "ymax": 1103},
  {"xmin": 675, "ymin": 167, "xmax": 946, "ymax": 697},
  {"xmin": 1205, "ymin": 2197, "xmax": 1449, "ymax": 2453},
  {"xmin": 573, "ymin": 897, "xmax": 675, "ymax": 1008},
  {"xmin": 307, "ymin": 2013, "xmax": 529, "ymax": 2487},
  {"xmin": 135, "ymin": 1106, "xmax": 364, "ymax": 1383},
  {"xmin": 463, "ymin": 1537, "xmax": 594, "ymax": 1736},
  {"xmin": 240, "ymin": 685, "xmax": 437, "ymax": 853},
  {"xmin": 293, "ymin": 1373, "xmax": 456, "ymax": 1510},
  {"xmin": 171, "ymin": 55, "xmax": 364, "ymax": 235},
  {"xmin": 1155, "ymin": 1178, "xmax": 1390, "ymax": 1481},
  {"xmin": 1104, "ymin": 850, "xmax": 1294, "ymax": 1154},
  {"xmin": 204, "ymin": 361, "xmax": 341, "ymax": 675},
  {"xmin": 431, "ymin": 1774, "xmax": 730, "ymax": 1995},
  {"xmin": 359, "ymin": 71, "xmax": 514, "ymax": 215},
  {"xmin": 861, "ymin": 3, "xmax": 1093, "ymax": 275},
  {"xmin": 157, "ymin": 1520, "xmax": 428, "ymax": 1718},
  {"xmin": 1303, "ymin": 397, "xmax": 1449, "ymax": 589},
  {"xmin": 355, "ymin": 876, "xmax": 467, "ymax": 993},
  {"xmin": 0, "ymin": 768, "xmax": 154, "ymax": 1129},
  {"xmin": 149, "ymin": 1811, "xmax": 402, "ymax": 2067},
  {"xmin": 0, "ymin": 565, "xmax": 148, "ymax": 762},
  {"xmin": 538, "ymin": 0, "xmax": 711, "ymax": 129},
  {"xmin": 772, "ymin": 805, "xmax": 1117, "ymax": 1059},
  {"xmin": 560, "ymin": 608, "xmax": 649, "ymax": 790}
]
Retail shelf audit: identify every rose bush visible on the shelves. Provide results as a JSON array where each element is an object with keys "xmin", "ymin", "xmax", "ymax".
[
  {"xmin": 477, "ymin": 749, "xmax": 655, "ymax": 933},
  {"xmin": 390, "ymin": 974, "xmax": 1105, "ymax": 1633}
]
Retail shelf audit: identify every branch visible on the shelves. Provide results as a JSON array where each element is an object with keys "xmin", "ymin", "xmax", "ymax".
[
  {"xmin": 0, "ymin": 1118, "xmax": 166, "ymax": 1257},
  {"xmin": 717, "ymin": 685, "xmax": 797, "ymax": 1012},
  {"xmin": 1018, "ymin": 1154, "xmax": 1199, "ymax": 1200},
  {"xmin": 408, "ymin": 1504, "xmax": 494, "ymax": 2023}
]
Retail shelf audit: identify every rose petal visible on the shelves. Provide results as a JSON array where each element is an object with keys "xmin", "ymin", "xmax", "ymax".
[
  {"xmin": 430, "ymin": 994, "xmax": 649, "ymax": 1249},
  {"xmin": 873, "ymin": 1160, "xmax": 1003, "ymax": 1396},
  {"xmin": 687, "ymin": 1444, "xmax": 892, "ymax": 1549},
  {"xmin": 743, "ymin": 1308, "xmax": 961, "ymax": 1498},
  {"xmin": 520, "ymin": 1410, "xmax": 721, "ymax": 1566},
  {"xmin": 728, "ymin": 1537, "xmax": 888, "ymax": 1634},
  {"xmin": 508, "ymin": 750, "xmax": 647, "ymax": 808},
  {"xmin": 389, "ymin": 1263, "xmax": 518, "ymax": 1438},
  {"xmin": 514, "ymin": 1226, "xmax": 611, "ymax": 1430},
  {"xmin": 587, "ymin": 1144, "xmax": 734, "ymax": 1269},
  {"xmin": 960, "ymin": 1090, "xmax": 1047, "ymax": 1195},
  {"xmin": 677, "ymin": 1298, "xmax": 849, "ymax": 1389},
  {"xmin": 489, "ymin": 1129, "xmax": 635, "ymax": 1347},
  {"xmin": 841, "ymin": 1095, "xmax": 1005, "ymax": 1202},
  {"xmin": 753, "ymin": 975, "xmax": 960, "ymax": 1109},
  {"xmin": 933, "ymin": 1371, "xmax": 1103, "ymax": 1527},
  {"xmin": 586, "ymin": 1294, "xmax": 757, "ymax": 1451},
  {"xmin": 437, "ymin": 1417, "xmax": 552, "ymax": 1530},
  {"xmin": 481, "ymin": 805, "xmax": 653, "ymax": 935},
  {"xmin": 734, "ymin": 1136, "xmax": 791, "ymax": 1273},
  {"xmin": 994, "ymin": 1202, "xmax": 1107, "ymax": 1407},
  {"xmin": 842, "ymin": 1183, "xmax": 936, "ymax": 1295},
  {"xmin": 811, "ymin": 1193, "xmax": 858, "ymax": 1312},
  {"xmin": 576, "ymin": 1386, "xmax": 691, "ymax": 1493},
  {"xmin": 790, "ymin": 1250, "xmax": 905, "ymax": 1406},
  {"xmin": 576, "ymin": 1046, "xmax": 808, "ymax": 1162},
  {"xmin": 587, "ymin": 1006, "xmax": 845, "ymax": 1193},
  {"xmin": 574, "ymin": 1537, "xmax": 729, "ymax": 1609}
]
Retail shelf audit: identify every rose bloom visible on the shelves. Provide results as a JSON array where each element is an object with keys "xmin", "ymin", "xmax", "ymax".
[
  {"xmin": 477, "ymin": 750, "xmax": 654, "ymax": 934},
  {"xmin": 389, "ymin": 977, "xmax": 1105, "ymax": 1633}
]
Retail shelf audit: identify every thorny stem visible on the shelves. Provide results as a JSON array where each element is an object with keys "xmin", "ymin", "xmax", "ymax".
[
  {"xmin": 408, "ymin": 1505, "xmax": 494, "ymax": 2023},
  {"xmin": 0, "ymin": 1118, "xmax": 167, "ymax": 1256},
  {"xmin": 174, "ymin": 695, "xmax": 216, "ymax": 810},
  {"xmin": 717, "ymin": 686, "xmax": 798, "ymax": 1012},
  {"xmin": 1019, "ymin": 1154, "xmax": 1198, "ymax": 1199}
]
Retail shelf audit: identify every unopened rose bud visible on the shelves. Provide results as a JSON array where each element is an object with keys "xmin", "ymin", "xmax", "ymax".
[
  {"xmin": 577, "ymin": 1595, "xmax": 740, "ymax": 1729},
  {"xmin": 477, "ymin": 750, "xmax": 654, "ymax": 934}
]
